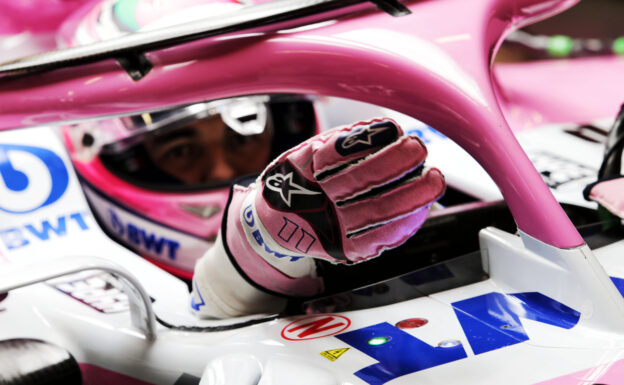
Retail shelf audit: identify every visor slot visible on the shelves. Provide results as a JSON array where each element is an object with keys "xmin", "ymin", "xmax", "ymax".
[{"xmin": 116, "ymin": 53, "xmax": 153, "ymax": 81}]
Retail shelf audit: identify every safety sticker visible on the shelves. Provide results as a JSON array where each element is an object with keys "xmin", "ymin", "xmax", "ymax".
[{"xmin": 320, "ymin": 348, "xmax": 349, "ymax": 362}]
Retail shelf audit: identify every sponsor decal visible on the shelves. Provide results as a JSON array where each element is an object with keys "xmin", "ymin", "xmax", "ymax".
[
  {"xmin": 452, "ymin": 292, "xmax": 579, "ymax": 354},
  {"xmin": 320, "ymin": 348, "xmax": 349, "ymax": 362},
  {"xmin": 190, "ymin": 279, "xmax": 205, "ymax": 311},
  {"xmin": 0, "ymin": 144, "xmax": 69, "ymax": 214},
  {"xmin": 609, "ymin": 276, "xmax": 624, "ymax": 297},
  {"xmin": 108, "ymin": 209, "xmax": 180, "ymax": 260},
  {"xmin": 241, "ymin": 203, "xmax": 305, "ymax": 262},
  {"xmin": 281, "ymin": 314, "xmax": 351, "ymax": 341},
  {"xmin": 50, "ymin": 272, "xmax": 129, "ymax": 313},
  {"xmin": 338, "ymin": 322, "xmax": 467, "ymax": 385},
  {"xmin": 338, "ymin": 291, "xmax": 580, "ymax": 385},
  {"xmin": 405, "ymin": 125, "xmax": 446, "ymax": 144},
  {"xmin": 0, "ymin": 211, "xmax": 90, "ymax": 250}
]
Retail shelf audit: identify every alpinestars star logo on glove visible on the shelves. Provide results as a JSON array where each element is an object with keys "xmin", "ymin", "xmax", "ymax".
[
  {"xmin": 335, "ymin": 121, "xmax": 398, "ymax": 155},
  {"xmin": 265, "ymin": 172, "xmax": 321, "ymax": 207}
]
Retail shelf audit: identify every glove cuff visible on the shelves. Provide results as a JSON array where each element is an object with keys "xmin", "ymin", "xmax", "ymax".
[
  {"xmin": 224, "ymin": 183, "xmax": 324, "ymax": 297},
  {"xmin": 190, "ymin": 233, "xmax": 287, "ymax": 318}
]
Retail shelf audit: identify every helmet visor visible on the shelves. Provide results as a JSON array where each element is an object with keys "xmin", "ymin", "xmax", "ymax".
[{"xmin": 71, "ymin": 96, "xmax": 274, "ymax": 189}]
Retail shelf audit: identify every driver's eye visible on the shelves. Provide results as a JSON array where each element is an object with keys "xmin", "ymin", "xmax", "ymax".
[
  {"xmin": 166, "ymin": 144, "xmax": 193, "ymax": 159},
  {"xmin": 160, "ymin": 142, "xmax": 202, "ymax": 166}
]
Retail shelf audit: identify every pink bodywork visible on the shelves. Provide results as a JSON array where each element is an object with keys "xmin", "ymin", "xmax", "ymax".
[
  {"xmin": 0, "ymin": 0, "xmax": 87, "ymax": 35},
  {"xmin": 535, "ymin": 358, "xmax": 624, "ymax": 385},
  {"xmin": 0, "ymin": 0, "xmax": 591, "ymax": 248},
  {"xmin": 496, "ymin": 56, "xmax": 624, "ymax": 131}
]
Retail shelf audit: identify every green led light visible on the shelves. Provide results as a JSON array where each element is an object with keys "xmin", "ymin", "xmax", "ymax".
[
  {"xmin": 613, "ymin": 37, "xmax": 624, "ymax": 55},
  {"xmin": 367, "ymin": 336, "xmax": 390, "ymax": 346},
  {"xmin": 113, "ymin": 0, "xmax": 141, "ymax": 32},
  {"xmin": 546, "ymin": 35, "xmax": 574, "ymax": 58}
]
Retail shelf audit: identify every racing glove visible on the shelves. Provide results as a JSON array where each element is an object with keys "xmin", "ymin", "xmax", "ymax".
[
  {"xmin": 585, "ymin": 177, "xmax": 624, "ymax": 218},
  {"xmin": 584, "ymin": 104, "xmax": 624, "ymax": 220},
  {"xmin": 190, "ymin": 118, "xmax": 446, "ymax": 318}
]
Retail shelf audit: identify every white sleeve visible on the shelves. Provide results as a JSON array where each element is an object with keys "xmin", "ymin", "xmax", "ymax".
[{"xmin": 189, "ymin": 233, "xmax": 287, "ymax": 319}]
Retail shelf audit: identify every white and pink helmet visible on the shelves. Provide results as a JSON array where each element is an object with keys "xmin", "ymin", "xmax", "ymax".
[{"xmin": 61, "ymin": 0, "xmax": 319, "ymax": 279}]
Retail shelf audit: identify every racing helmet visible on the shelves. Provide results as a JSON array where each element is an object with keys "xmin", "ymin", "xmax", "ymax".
[{"xmin": 60, "ymin": 0, "xmax": 319, "ymax": 279}]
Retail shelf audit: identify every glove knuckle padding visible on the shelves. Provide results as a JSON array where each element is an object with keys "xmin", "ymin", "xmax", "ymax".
[
  {"xmin": 322, "ymin": 136, "xmax": 428, "ymax": 202},
  {"xmin": 340, "ymin": 168, "xmax": 445, "ymax": 233},
  {"xmin": 256, "ymin": 118, "xmax": 445, "ymax": 264}
]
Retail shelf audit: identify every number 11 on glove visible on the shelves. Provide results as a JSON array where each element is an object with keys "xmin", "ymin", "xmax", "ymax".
[{"xmin": 191, "ymin": 118, "xmax": 445, "ymax": 318}]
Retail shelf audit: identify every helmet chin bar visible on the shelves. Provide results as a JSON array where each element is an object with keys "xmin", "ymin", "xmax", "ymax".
[{"xmin": 0, "ymin": 256, "xmax": 157, "ymax": 340}]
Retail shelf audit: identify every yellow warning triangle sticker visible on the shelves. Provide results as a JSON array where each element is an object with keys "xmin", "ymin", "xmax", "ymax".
[{"xmin": 320, "ymin": 348, "xmax": 350, "ymax": 362}]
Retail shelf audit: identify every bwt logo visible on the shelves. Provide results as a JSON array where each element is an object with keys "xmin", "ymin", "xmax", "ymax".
[{"xmin": 0, "ymin": 144, "xmax": 69, "ymax": 214}]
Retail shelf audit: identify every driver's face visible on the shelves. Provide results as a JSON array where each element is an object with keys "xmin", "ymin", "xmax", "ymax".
[{"xmin": 143, "ymin": 115, "xmax": 271, "ymax": 185}]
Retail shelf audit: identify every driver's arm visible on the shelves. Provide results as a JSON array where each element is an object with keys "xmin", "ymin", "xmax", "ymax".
[{"xmin": 190, "ymin": 118, "xmax": 445, "ymax": 318}]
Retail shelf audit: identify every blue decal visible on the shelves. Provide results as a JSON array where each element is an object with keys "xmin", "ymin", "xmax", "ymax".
[
  {"xmin": 25, "ymin": 217, "xmax": 68, "ymax": 240},
  {"xmin": 242, "ymin": 204, "xmax": 303, "ymax": 262},
  {"xmin": 243, "ymin": 205, "xmax": 255, "ymax": 227},
  {"xmin": 109, "ymin": 209, "xmax": 181, "ymax": 260},
  {"xmin": 452, "ymin": 292, "xmax": 580, "ymax": 355},
  {"xmin": 610, "ymin": 276, "xmax": 624, "ymax": 297},
  {"xmin": 190, "ymin": 279, "xmax": 206, "ymax": 311},
  {"xmin": 337, "ymin": 322, "xmax": 467, "ymax": 385},
  {"xmin": 0, "ymin": 211, "xmax": 90, "ymax": 250},
  {"xmin": 406, "ymin": 125, "xmax": 446, "ymax": 144},
  {"xmin": 0, "ymin": 144, "xmax": 69, "ymax": 213},
  {"xmin": 111, "ymin": 209, "xmax": 125, "ymax": 235},
  {"xmin": 69, "ymin": 212, "xmax": 89, "ymax": 230},
  {"xmin": 340, "ymin": 292, "xmax": 580, "ymax": 384},
  {"xmin": 0, "ymin": 228, "xmax": 30, "ymax": 249}
]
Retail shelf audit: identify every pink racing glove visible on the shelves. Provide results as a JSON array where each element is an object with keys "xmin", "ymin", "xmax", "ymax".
[
  {"xmin": 191, "ymin": 118, "xmax": 445, "ymax": 318},
  {"xmin": 585, "ymin": 177, "xmax": 624, "ymax": 218}
]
